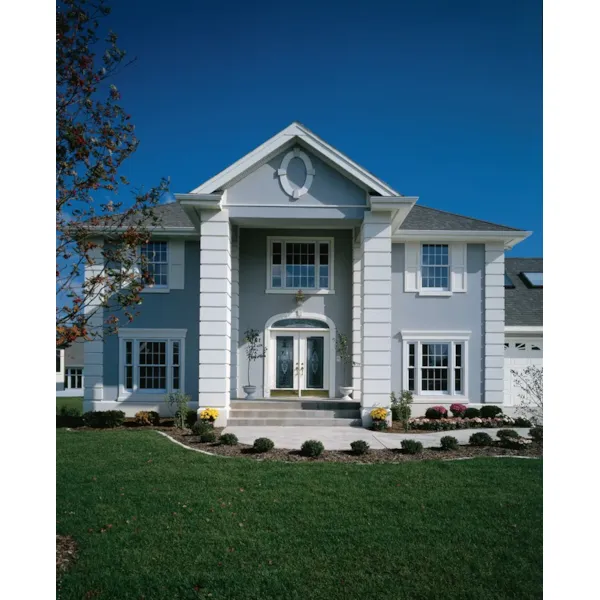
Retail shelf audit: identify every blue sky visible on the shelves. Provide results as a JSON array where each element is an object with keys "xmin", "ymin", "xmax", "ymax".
[{"xmin": 103, "ymin": 0, "xmax": 542, "ymax": 256}]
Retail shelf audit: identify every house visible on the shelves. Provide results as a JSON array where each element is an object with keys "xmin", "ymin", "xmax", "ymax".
[
  {"xmin": 57, "ymin": 341, "xmax": 85, "ymax": 396},
  {"xmin": 82, "ymin": 122, "xmax": 541, "ymax": 426}
]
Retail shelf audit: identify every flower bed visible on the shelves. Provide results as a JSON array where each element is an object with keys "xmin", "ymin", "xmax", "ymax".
[{"xmin": 405, "ymin": 415, "xmax": 530, "ymax": 431}]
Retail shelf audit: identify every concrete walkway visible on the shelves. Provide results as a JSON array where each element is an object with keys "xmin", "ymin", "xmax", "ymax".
[{"xmin": 222, "ymin": 425, "xmax": 532, "ymax": 451}]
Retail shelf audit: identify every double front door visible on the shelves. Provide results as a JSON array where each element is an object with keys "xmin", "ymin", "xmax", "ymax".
[{"xmin": 271, "ymin": 331, "xmax": 328, "ymax": 397}]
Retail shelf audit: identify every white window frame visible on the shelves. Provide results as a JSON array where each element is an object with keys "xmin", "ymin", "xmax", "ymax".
[
  {"xmin": 140, "ymin": 240, "xmax": 170, "ymax": 293},
  {"xmin": 118, "ymin": 328, "xmax": 186, "ymax": 400},
  {"xmin": 64, "ymin": 367, "xmax": 84, "ymax": 389},
  {"xmin": 401, "ymin": 330, "xmax": 470, "ymax": 399},
  {"xmin": 266, "ymin": 236, "xmax": 335, "ymax": 294},
  {"xmin": 419, "ymin": 244, "xmax": 450, "ymax": 293}
]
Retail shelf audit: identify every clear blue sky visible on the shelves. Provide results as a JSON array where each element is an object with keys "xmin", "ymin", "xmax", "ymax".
[{"xmin": 104, "ymin": 0, "xmax": 542, "ymax": 256}]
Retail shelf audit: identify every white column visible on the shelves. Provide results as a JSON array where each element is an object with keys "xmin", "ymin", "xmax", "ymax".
[
  {"xmin": 198, "ymin": 209, "xmax": 231, "ymax": 426},
  {"xmin": 360, "ymin": 212, "xmax": 393, "ymax": 425},
  {"xmin": 230, "ymin": 225, "xmax": 240, "ymax": 399},
  {"xmin": 484, "ymin": 242, "xmax": 505, "ymax": 404},
  {"xmin": 83, "ymin": 239, "xmax": 104, "ymax": 412},
  {"xmin": 351, "ymin": 235, "xmax": 362, "ymax": 402}
]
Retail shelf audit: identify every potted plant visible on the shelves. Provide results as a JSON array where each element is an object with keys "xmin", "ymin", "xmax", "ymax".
[
  {"xmin": 243, "ymin": 328, "xmax": 266, "ymax": 399},
  {"xmin": 335, "ymin": 332, "xmax": 354, "ymax": 400}
]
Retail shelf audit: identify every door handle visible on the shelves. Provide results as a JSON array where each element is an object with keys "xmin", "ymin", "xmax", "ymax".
[{"xmin": 300, "ymin": 362, "xmax": 305, "ymax": 374}]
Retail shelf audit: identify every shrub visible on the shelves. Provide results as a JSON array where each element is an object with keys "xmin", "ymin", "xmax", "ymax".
[
  {"xmin": 499, "ymin": 436, "xmax": 533, "ymax": 450},
  {"xmin": 350, "ymin": 440, "xmax": 370, "ymax": 455},
  {"xmin": 134, "ymin": 411, "xmax": 160, "ymax": 426},
  {"xmin": 301, "ymin": 439, "xmax": 325, "ymax": 458},
  {"xmin": 370, "ymin": 420, "xmax": 388, "ymax": 431},
  {"xmin": 529, "ymin": 426, "xmax": 543, "ymax": 443},
  {"xmin": 82, "ymin": 410, "xmax": 125, "ymax": 428},
  {"xmin": 199, "ymin": 431, "xmax": 217, "ymax": 443},
  {"xmin": 191, "ymin": 421, "xmax": 214, "ymax": 436},
  {"xmin": 56, "ymin": 406, "xmax": 83, "ymax": 428},
  {"xmin": 391, "ymin": 391, "xmax": 413, "ymax": 431},
  {"xmin": 185, "ymin": 410, "xmax": 198, "ymax": 428},
  {"xmin": 469, "ymin": 432, "xmax": 493, "ymax": 447},
  {"xmin": 464, "ymin": 407, "xmax": 481, "ymax": 418},
  {"xmin": 253, "ymin": 437, "xmax": 274, "ymax": 453},
  {"xmin": 219, "ymin": 433, "xmax": 238, "ymax": 446},
  {"xmin": 166, "ymin": 391, "xmax": 191, "ymax": 429},
  {"xmin": 401, "ymin": 439, "xmax": 423, "ymax": 454},
  {"xmin": 450, "ymin": 403, "xmax": 467, "ymax": 418},
  {"xmin": 497, "ymin": 429, "xmax": 519, "ymax": 440},
  {"xmin": 440, "ymin": 436, "xmax": 459, "ymax": 451},
  {"xmin": 514, "ymin": 417, "xmax": 533, "ymax": 427},
  {"xmin": 425, "ymin": 406, "xmax": 447, "ymax": 419},
  {"xmin": 480, "ymin": 405, "xmax": 502, "ymax": 418}
]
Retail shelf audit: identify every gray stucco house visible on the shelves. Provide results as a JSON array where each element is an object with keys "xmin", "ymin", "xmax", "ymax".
[{"xmin": 83, "ymin": 122, "xmax": 542, "ymax": 426}]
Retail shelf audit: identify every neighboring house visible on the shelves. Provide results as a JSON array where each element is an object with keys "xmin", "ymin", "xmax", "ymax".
[
  {"xmin": 83, "ymin": 122, "xmax": 541, "ymax": 425},
  {"xmin": 56, "ymin": 341, "xmax": 85, "ymax": 396},
  {"xmin": 504, "ymin": 258, "xmax": 543, "ymax": 407}
]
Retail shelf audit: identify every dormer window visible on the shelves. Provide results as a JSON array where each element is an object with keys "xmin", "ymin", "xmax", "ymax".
[
  {"xmin": 267, "ymin": 237, "xmax": 334, "ymax": 293},
  {"xmin": 521, "ymin": 272, "xmax": 543, "ymax": 288}
]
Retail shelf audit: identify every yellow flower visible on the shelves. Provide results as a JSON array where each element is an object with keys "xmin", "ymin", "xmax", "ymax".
[
  {"xmin": 200, "ymin": 408, "xmax": 219, "ymax": 421},
  {"xmin": 370, "ymin": 407, "xmax": 388, "ymax": 421}
]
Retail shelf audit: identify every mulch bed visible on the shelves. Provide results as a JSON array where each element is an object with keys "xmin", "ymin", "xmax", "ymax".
[
  {"xmin": 166, "ymin": 429, "xmax": 543, "ymax": 463},
  {"xmin": 56, "ymin": 534, "xmax": 78, "ymax": 574}
]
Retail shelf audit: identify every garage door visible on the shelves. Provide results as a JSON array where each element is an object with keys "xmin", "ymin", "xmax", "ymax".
[{"xmin": 504, "ymin": 338, "xmax": 543, "ymax": 406}]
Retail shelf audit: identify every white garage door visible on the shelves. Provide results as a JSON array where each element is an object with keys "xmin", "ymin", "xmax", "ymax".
[{"xmin": 504, "ymin": 337, "xmax": 543, "ymax": 406}]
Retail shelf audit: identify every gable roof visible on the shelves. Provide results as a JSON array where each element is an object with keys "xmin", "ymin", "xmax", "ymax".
[
  {"xmin": 505, "ymin": 257, "xmax": 543, "ymax": 327},
  {"xmin": 190, "ymin": 122, "xmax": 400, "ymax": 197},
  {"xmin": 399, "ymin": 205, "xmax": 523, "ymax": 232}
]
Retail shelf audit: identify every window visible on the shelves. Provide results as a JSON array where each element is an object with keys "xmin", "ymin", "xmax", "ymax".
[
  {"xmin": 64, "ymin": 368, "xmax": 83, "ymax": 389},
  {"xmin": 521, "ymin": 272, "xmax": 543, "ymax": 288},
  {"xmin": 505, "ymin": 274, "xmax": 515, "ymax": 288},
  {"xmin": 56, "ymin": 350, "xmax": 61, "ymax": 373},
  {"xmin": 141, "ymin": 241, "xmax": 168, "ymax": 288},
  {"xmin": 119, "ymin": 329, "xmax": 186, "ymax": 396},
  {"xmin": 403, "ymin": 333, "xmax": 469, "ymax": 396},
  {"xmin": 421, "ymin": 244, "xmax": 449, "ymax": 290},
  {"xmin": 268, "ymin": 238, "xmax": 333, "ymax": 292}
]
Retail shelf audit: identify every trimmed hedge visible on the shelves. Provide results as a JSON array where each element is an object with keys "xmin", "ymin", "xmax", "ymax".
[
  {"xmin": 529, "ymin": 426, "xmax": 543, "ymax": 443},
  {"xmin": 191, "ymin": 421, "xmax": 214, "ymax": 436},
  {"xmin": 134, "ymin": 411, "xmax": 160, "ymax": 426},
  {"xmin": 464, "ymin": 408, "xmax": 481, "ymax": 418},
  {"xmin": 199, "ymin": 431, "xmax": 217, "ymax": 443},
  {"xmin": 425, "ymin": 406, "xmax": 448, "ymax": 420},
  {"xmin": 300, "ymin": 440, "xmax": 325, "ymax": 458},
  {"xmin": 57, "ymin": 406, "xmax": 84, "ymax": 428},
  {"xmin": 82, "ymin": 410, "xmax": 125, "ymax": 428},
  {"xmin": 480, "ymin": 405, "xmax": 502, "ymax": 419},
  {"xmin": 253, "ymin": 438, "xmax": 275, "ymax": 453},
  {"xmin": 219, "ymin": 433, "xmax": 238, "ymax": 446},
  {"xmin": 350, "ymin": 440, "xmax": 370, "ymax": 455},
  {"xmin": 401, "ymin": 439, "xmax": 423, "ymax": 454},
  {"xmin": 497, "ymin": 429, "xmax": 519, "ymax": 440},
  {"xmin": 440, "ymin": 436, "xmax": 459, "ymax": 451},
  {"xmin": 469, "ymin": 432, "xmax": 493, "ymax": 447}
]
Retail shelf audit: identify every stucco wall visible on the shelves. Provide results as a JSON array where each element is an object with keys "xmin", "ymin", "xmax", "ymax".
[
  {"xmin": 102, "ymin": 240, "xmax": 200, "ymax": 404},
  {"xmin": 391, "ymin": 243, "xmax": 485, "ymax": 405},
  {"xmin": 237, "ymin": 228, "xmax": 353, "ymax": 397}
]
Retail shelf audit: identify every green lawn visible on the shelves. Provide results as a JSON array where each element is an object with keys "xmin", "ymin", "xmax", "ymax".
[
  {"xmin": 56, "ymin": 396, "xmax": 83, "ymax": 413},
  {"xmin": 57, "ymin": 430, "xmax": 543, "ymax": 600}
]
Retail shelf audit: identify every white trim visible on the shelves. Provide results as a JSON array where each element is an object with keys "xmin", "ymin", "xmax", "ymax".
[
  {"xmin": 224, "ymin": 203, "xmax": 369, "ymax": 208},
  {"xmin": 265, "ymin": 236, "xmax": 335, "ymax": 293},
  {"xmin": 190, "ymin": 122, "xmax": 399, "ymax": 196},
  {"xmin": 401, "ymin": 330, "xmax": 471, "ymax": 341},
  {"xmin": 262, "ymin": 312, "xmax": 336, "ymax": 398},
  {"xmin": 394, "ymin": 230, "xmax": 531, "ymax": 250},
  {"xmin": 118, "ymin": 328, "xmax": 188, "ymax": 339},
  {"xmin": 505, "ymin": 326, "xmax": 543, "ymax": 334},
  {"xmin": 417, "ymin": 290, "xmax": 453, "ymax": 297},
  {"xmin": 277, "ymin": 148, "xmax": 315, "ymax": 198}
]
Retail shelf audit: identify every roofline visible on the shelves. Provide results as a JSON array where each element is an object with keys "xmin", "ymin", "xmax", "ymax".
[
  {"xmin": 392, "ymin": 230, "xmax": 532, "ymax": 249},
  {"xmin": 190, "ymin": 122, "xmax": 399, "ymax": 197},
  {"xmin": 505, "ymin": 326, "xmax": 543, "ymax": 334}
]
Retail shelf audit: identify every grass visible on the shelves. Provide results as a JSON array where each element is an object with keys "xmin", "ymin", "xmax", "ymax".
[
  {"xmin": 57, "ymin": 396, "xmax": 83, "ymax": 413},
  {"xmin": 57, "ymin": 430, "xmax": 543, "ymax": 600}
]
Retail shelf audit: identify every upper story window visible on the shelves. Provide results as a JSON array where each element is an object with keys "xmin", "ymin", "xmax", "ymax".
[
  {"xmin": 421, "ymin": 244, "xmax": 449, "ymax": 290},
  {"xmin": 268, "ymin": 238, "xmax": 334, "ymax": 293},
  {"xmin": 141, "ymin": 241, "xmax": 168, "ymax": 288}
]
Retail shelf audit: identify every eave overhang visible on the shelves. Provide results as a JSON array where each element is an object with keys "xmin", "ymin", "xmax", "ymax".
[
  {"xmin": 392, "ymin": 229, "xmax": 532, "ymax": 250},
  {"xmin": 369, "ymin": 195, "xmax": 418, "ymax": 232}
]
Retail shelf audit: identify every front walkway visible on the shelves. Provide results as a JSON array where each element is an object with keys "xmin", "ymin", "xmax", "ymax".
[{"xmin": 222, "ymin": 425, "xmax": 532, "ymax": 451}]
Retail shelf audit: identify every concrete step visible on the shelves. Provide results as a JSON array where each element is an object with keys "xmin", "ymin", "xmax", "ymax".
[
  {"xmin": 231, "ymin": 400, "xmax": 360, "ymax": 411},
  {"xmin": 230, "ymin": 409, "xmax": 361, "ymax": 419},
  {"xmin": 227, "ymin": 417, "xmax": 363, "ymax": 427}
]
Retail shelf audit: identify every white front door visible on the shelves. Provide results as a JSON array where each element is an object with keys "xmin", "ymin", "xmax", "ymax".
[{"xmin": 270, "ymin": 330, "xmax": 329, "ymax": 397}]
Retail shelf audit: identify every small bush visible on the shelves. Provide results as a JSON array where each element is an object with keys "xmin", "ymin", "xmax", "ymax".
[
  {"xmin": 185, "ymin": 410, "xmax": 198, "ymax": 428},
  {"xmin": 191, "ymin": 421, "xmax": 213, "ymax": 436},
  {"xmin": 134, "ymin": 411, "xmax": 160, "ymax": 426},
  {"xmin": 499, "ymin": 436, "xmax": 532, "ymax": 450},
  {"xmin": 497, "ymin": 429, "xmax": 519, "ymax": 440},
  {"xmin": 56, "ymin": 406, "xmax": 84, "ymax": 428},
  {"xmin": 480, "ymin": 405, "xmax": 502, "ymax": 418},
  {"xmin": 253, "ymin": 437, "xmax": 275, "ymax": 453},
  {"xmin": 425, "ymin": 406, "xmax": 447, "ymax": 419},
  {"xmin": 440, "ymin": 436, "xmax": 459, "ymax": 451},
  {"xmin": 469, "ymin": 432, "xmax": 493, "ymax": 447},
  {"xmin": 401, "ymin": 439, "xmax": 424, "ymax": 454},
  {"xmin": 219, "ymin": 433, "xmax": 238, "ymax": 446},
  {"xmin": 200, "ymin": 431, "xmax": 217, "ymax": 443},
  {"xmin": 370, "ymin": 420, "xmax": 388, "ymax": 431},
  {"xmin": 514, "ymin": 417, "xmax": 533, "ymax": 427},
  {"xmin": 82, "ymin": 410, "xmax": 125, "ymax": 428},
  {"xmin": 350, "ymin": 440, "xmax": 370, "ymax": 455},
  {"xmin": 529, "ymin": 426, "xmax": 543, "ymax": 443},
  {"xmin": 464, "ymin": 407, "xmax": 481, "ymax": 418},
  {"xmin": 450, "ymin": 403, "xmax": 467, "ymax": 418},
  {"xmin": 301, "ymin": 439, "xmax": 325, "ymax": 458}
]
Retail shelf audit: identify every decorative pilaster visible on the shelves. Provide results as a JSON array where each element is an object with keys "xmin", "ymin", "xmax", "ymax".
[
  {"xmin": 230, "ymin": 225, "xmax": 240, "ymax": 399},
  {"xmin": 198, "ymin": 209, "xmax": 231, "ymax": 426},
  {"xmin": 83, "ymin": 239, "xmax": 104, "ymax": 411},
  {"xmin": 484, "ymin": 243, "xmax": 505, "ymax": 404},
  {"xmin": 351, "ymin": 235, "xmax": 362, "ymax": 402},
  {"xmin": 360, "ymin": 212, "xmax": 393, "ymax": 425}
]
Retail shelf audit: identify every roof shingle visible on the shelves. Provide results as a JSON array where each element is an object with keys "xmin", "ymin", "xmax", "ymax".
[{"xmin": 505, "ymin": 257, "xmax": 543, "ymax": 327}]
